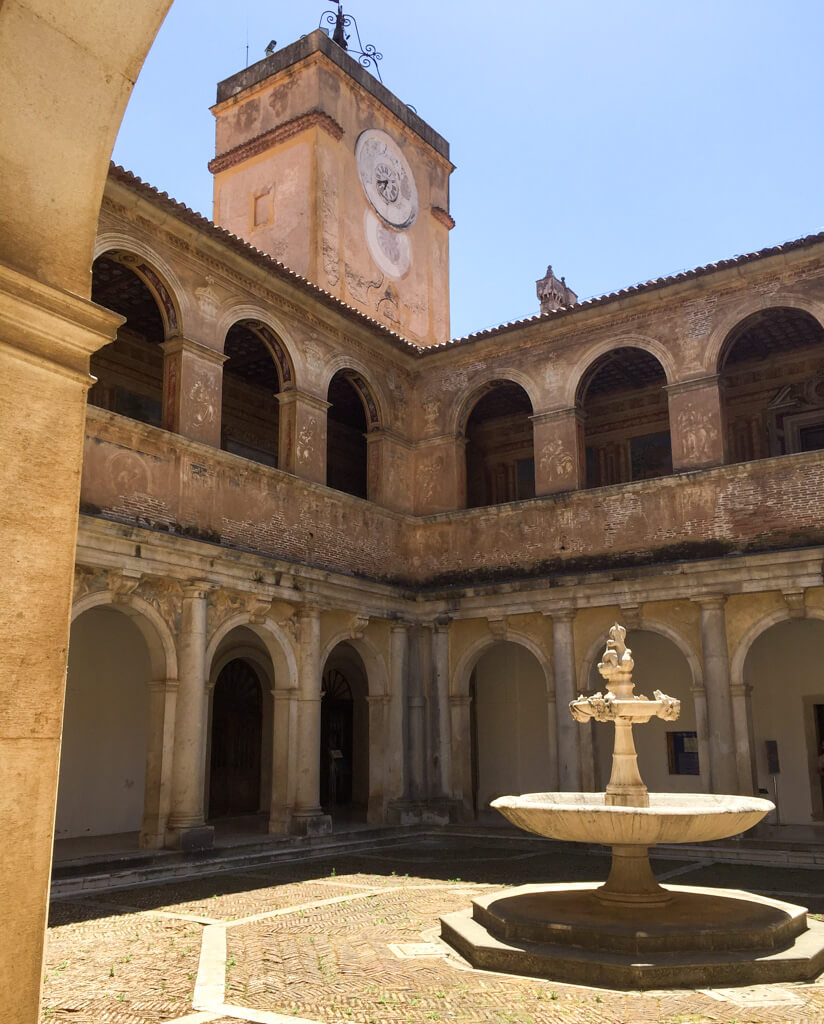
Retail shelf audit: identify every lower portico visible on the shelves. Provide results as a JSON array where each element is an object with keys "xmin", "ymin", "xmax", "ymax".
[{"xmin": 57, "ymin": 514, "xmax": 824, "ymax": 870}]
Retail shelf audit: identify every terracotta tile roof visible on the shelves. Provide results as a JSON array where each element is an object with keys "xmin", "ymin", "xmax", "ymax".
[
  {"xmin": 107, "ymin": 164, "xmax": 418, "ymax": 354},
  {"xmin": 108, "ymin": 164, "xmax": 824, "ymax": 358}
]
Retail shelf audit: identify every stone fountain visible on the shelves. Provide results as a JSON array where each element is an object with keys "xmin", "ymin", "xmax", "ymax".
[{"xmin": 441, "ymin": 624, "xmax": 824, "ymax": 988}]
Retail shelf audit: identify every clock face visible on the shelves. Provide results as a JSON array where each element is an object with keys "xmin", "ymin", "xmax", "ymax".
[{"xmin": 355, "ymin": 129, "xmax": 418, "ymax": 229}]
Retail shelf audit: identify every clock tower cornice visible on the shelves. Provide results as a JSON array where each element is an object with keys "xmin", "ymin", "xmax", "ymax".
[{"xmin": 214, "ymin": 29, "xmax": 450, "ymax": 165}]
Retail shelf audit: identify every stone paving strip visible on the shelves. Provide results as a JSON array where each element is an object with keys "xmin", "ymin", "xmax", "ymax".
[{"xmin": 41, "ymin": 841, "xmax": 824, "ymax": 1023}]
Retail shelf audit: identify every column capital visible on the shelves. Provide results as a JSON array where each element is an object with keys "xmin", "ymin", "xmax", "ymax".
[
  {"xmin": 692, "ymin": 594, "xmax": 727, "ymax": 611},
  {"xmin": 550, "ymin": 608, "xmax": 576, "ymax": 624},
  {"xmin": 433, "ymin": 617, "xmax": 452, "ymax": 634},
  {"xmin": 183, "ymin": 580, "xmax": 213, "ymax": 600},
  {"xmin": 366, "ymin": 694, "xmax": 392, "ymax": 706},
  {"xmin": 449, "ymin": 695, "xmax": 472, "ymax": 707},
  {"xmin": 390, "ymin": 619, "xmax": 411, "ymax": 634},
  {"xmin": 276, "ymin": 388, "xmax": 331, "ymax": 412},
  {"xmin": 160, "ymin": 335, "xmax": 228, "ymax": 366},
  {"xmin": 298, "ymin": 602, "xmax": 321, "ymax": 620},
  {"xmin": 664, "ymin": 373, "xmax": 722, "ymax": 397},
  {"xmin": 729, "ymin": 683, "xmax": 753, "ymax": 697},
  {"xmin": 272, "ymin": 688, "xmax": 298, "ymax": 701},
  {"xmin": 530, "ymin": 406, "xmax": 585, "ymax": 427}
]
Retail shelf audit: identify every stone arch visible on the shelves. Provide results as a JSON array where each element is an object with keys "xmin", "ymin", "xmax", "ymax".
[
  {"xmin": 218, "ymin": 307, "xmax": 297, "ymax": 392},
  {"xmin": 71, "ymin": 589, "xmax": 178, "ymax": 681},
  {"xmin": 573, "ymin": 343, "xmax": 673, "ymax": 487},
  {"xmin": 708, "ymin": 295, "xmax": 824, "ymax": 373},
  {"xmin": 730, "ymin": 606, "xmax": 824, "ymax": 690},
  {"xmin": 732, "ymin": 607, "xmax": 824, "ymax": 824},
  {"xmin": 454, "ymin": 631, "xmax": 554, "ymax": 818},
  {"xmin": 451, "ymin": 629, "xmax": 553, "ymax": 700},
  {"xmin": 323, "ymin": 360, "xmax": 383, "ymax": 430},
  {"xmin": 94, "ymin": 239, "xmax": 186, "ymax": 339},
  {"xmin": 453, "ymin": 369, "xmax": 540, "ymax": 436},
  {"xmin": 205, "ymin": 613, "xmax": 297, "ymax": 692},
  {"xmin": 320, "ymin": 630, "xmax": 389, "ymax": 697},
  {"xmin": 458, "ymin": 379, "xmax": 536, "ymax": 507},
  {"xmin": 564, "ymin": 335, "xmax": 676, "ymax": 409}
]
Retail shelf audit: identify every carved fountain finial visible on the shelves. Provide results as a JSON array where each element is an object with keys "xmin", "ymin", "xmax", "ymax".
[{"xmin": 570, "ymin": 623, "xmax": 681, "ymax": 807}]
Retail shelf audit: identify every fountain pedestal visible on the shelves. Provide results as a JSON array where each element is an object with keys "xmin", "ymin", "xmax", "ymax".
[{"xmin": 441, "ymin": 624, "xmax": 824, "ymax": 988}]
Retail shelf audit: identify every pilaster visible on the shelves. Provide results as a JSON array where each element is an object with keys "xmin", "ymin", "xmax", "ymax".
[
  {"xmin": 160, "ymin": 336, "xmax": 226, "ymax": 447},
  {"xmin": 277, "ymin": 389, "xmax": 329, "ymax": 484},
  {"xmin": 532, "ymin": 408, "xmax": 585, "ymax": 495},
  {"xmin": 666, "ymin": 374, "xmax": 727, "ymax": 471}
]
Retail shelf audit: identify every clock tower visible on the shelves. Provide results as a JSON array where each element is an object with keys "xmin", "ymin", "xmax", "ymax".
[{"xmin": 210, "ymin": 25, "xmax": 453, "ymax": 346}]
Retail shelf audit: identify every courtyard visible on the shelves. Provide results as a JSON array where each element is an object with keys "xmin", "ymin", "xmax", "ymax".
[{"xmin": 42, "ymin": 833, "xmax": 824, "ymax": 1024}]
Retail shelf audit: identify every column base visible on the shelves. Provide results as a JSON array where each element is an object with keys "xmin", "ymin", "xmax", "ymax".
[
  {"xmin": 165, "ymin": 824, "xmax": 214, "ymax": 851},
  {"xmin": 289, "ymin": 811, "xmax": 333, "ymax": 836}
]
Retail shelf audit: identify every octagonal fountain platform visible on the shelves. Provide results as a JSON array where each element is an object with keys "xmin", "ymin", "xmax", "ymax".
[{"xmin": 441, "ymin": 625, "xmax": 824, "ymax": 989}]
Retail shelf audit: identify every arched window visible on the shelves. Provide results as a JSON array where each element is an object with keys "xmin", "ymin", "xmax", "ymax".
[
  {"xmin": 577, "ymin": 347, "xmax": 671, "ymax": 487},
  {"xmin": 89, "ymin": 255, "xmax": 166, "ymax": 427},
  {"xmin": 464, "ymin": 382, "xmax": 534, "ymax": 508},
  {"xmin": 719, "ymin": 308, "xmax": 824, "ymax": 464},
  {"xmin": 221, "ymin": 321, "xmax": 288, "ymax": 468},
  {"xmin": 326, "ymin": 370, "xmax": 374, "ymax": 499}
]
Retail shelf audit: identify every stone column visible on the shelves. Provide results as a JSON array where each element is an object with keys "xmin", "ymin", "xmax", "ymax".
[
  {"xmin": 730, "ymin": 682, "xmax": 756, "ymax": 796},
  {"xmin": 691, "ymin": 685, "xmax": 712, "ymax": 793},
  {"xmin": 167, "ymin": 584, "xmax": 213, "ymax": 849},
  {"xmin": 367, "ymin": 694, "xmax": 391, "ymax": 824},
  {"xmin": 532, "ymin": 409, "xmax": 585, "ymax": 495},
  {"xmin": 551, "ymin": 610, "xmax": 582, "ymax": 790},
  {"xmin": 694, "ymin": 596, "xmax": 739, "ymax": 794},
  {"xmin": 450, "ymin": 696, "xmax": 474, "ymax": 819},
  {"xmin": 432, "ymin": 622, "xmax": 452, "ymax": 797},
  {"xmin": 139, "ymin": 678, "xmax": 178, "ymax": 849},
  {"xmin": 365, "ymin": 431, "xmax": 415, "ymax": 512},
  {"xmin": 386, "ymin": 623, "xmax": 409, "ymax": 801},
  {"xmin": 407, "ymin": 627, "xmax": 427, "ymax": 803},
  {"xmin": 291, "ymin": 605, "xmax": 331, "ymax": 835},
  {"xmin": 545, "ymin": 692, "xmax": 560, "ymax": 791},
  {"xmin": 269, "ymin": 687, "xmax": 296, "ymax": 834},
  {"xmin": 0, "ymin": 264, "xmax": 120, "ymax": 1022},
  {"xmin": 161, "ymin": 336, "xmax": 226, "ymax": 447},
  {"xmin": 276, "ymin": 389, "xmax": 329, "ymax": 484},
  {"xmin": 667, "ymin": 375, "xmax": 727, "ymax": 471}
]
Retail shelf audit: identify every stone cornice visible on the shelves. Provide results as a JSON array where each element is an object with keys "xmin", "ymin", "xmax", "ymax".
[
  {"xmin": 208, "ymin": 111, "xmax": 344, "ymax": 175},
  {"xmin": 431, "ymin": 207, "xmax": 455, "ymax": 230},
  {"xmin": 0, "ymin": 261, "xmax": 122, "ymax": 381}
]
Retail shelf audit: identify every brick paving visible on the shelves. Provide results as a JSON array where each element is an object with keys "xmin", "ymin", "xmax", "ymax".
[{"xmin": 41, "ymin": 836, "xmax": 824, "ymax": 1024}]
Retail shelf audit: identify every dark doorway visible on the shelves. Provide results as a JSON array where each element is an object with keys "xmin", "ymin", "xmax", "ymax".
[
  {"xmin": 320, "ymin": 668, "xmax": 354, "ymax": 808},
  {"xmin": 209, "ymin": 659, "xmax": 263, "ymax": 818}
]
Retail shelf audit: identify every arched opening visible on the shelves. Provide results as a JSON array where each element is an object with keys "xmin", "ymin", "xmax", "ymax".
[
  {"xmin": 221, "ymin": 321, "xmax": 285, "ymax": 468},
  {"xmin": 55, "ymin": 606, "xmax": 150, "ymax": 850},
  {"xmin": 746, "ymin": 617, "xmax": 824, "ymax": 828},
  {"xmin": 470, "ymin": 642, "xmax": 551, "ymax": 819},
  {"xmin": 207, "ymin": 627, "xmax": 274, "ymax": 832},
  {"xmin": 320, "ymin": 642, "xmax": 369, "ymax": 820},
  {"xmin": 464, "ymin": 382, "xmax": 535, "ymax": 508},
  {"xmin": 578, "ymin": 348, "xmax": 672, "ymax": 487},
  {"xmin": 88, "ymin": 254, "xmax": 166, "ymax": 427},
  {"xmin": 719, "ymin": 308, "xmax": 824, "ymax": 464},
  {"xmin": 326, "ymin": 371, "xmax": 371, "ymax": 498},
  {"xmin": 208, "ymin": 659, "xmax": 263, "ymax": 819},
  {"xmin": 587, "ymin": 630, "xmax": 703, "ymax": 793}
]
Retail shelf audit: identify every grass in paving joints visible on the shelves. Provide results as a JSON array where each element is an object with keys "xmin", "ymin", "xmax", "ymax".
[{"xmin": 41, "ymin": 837, "xmax": 824, "ymax": 1024}]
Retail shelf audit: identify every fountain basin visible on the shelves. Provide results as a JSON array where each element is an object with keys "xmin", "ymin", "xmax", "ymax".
[{"xmin": 491, "ymin": 792, "xmax": 773, "ymax": 847}]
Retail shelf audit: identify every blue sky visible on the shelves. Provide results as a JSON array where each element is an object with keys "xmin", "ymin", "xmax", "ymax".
[{"xmin": 114, "ymin": 0, "xmax": 824, "ymax": 339}]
